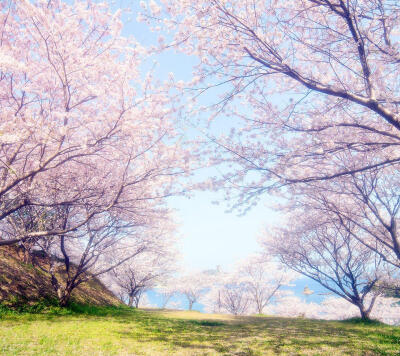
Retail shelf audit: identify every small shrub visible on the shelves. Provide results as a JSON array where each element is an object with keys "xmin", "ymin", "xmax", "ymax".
[
  {"xmin": 0, "ymin": 297, "xmax": 62, "ymax": 315},
  {"xmin": 0, "ymin": 304, "xmax": 17, "ymax": 317}
]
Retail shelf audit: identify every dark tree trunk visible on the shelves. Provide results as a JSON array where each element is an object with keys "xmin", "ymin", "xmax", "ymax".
[{"xmin": 357, "ymin": 304, "xmax": 371, "ymax": 320}]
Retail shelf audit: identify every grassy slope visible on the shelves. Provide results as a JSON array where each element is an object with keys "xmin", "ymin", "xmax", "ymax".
[
  {"xmin": 0, "ymin": 306, "xmax": 399, "ymax": 356},
  {"xmin": 0, "ymin": 246, "xmax": 120, "ymax": 307}
]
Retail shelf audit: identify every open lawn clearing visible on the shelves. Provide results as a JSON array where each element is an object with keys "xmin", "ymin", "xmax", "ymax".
[{"xmin": 0, "ymin": 306, "xmax": 399, "ymax": 355}]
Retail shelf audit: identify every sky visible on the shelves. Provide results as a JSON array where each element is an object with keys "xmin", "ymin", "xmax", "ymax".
[
  {"xmin": 114, "ymin": 4, "xmax": 273, "ymax": 270},
  {"xmin": 170, "ymin": 189, "xmax": 279, "ymax": 270},
  {"xmin": 103, "ymin": 0, "xmax": 330, "ymax": 303}
]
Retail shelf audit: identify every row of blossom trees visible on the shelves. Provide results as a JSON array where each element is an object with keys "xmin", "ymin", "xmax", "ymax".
[
  {"xmin": 148, "ymin": 260, "xmax": 400, "ymax": 324},
  {"xmin": 149, "ymin": 256, "xmax": 295, "ymax": 315},
  {"xmin": 202, "ymin": 257, "xmax": 295, "ymax": 315},
  {"xmin": 0, "ymin": 0, "xmax": 191, "ymax": 306}
]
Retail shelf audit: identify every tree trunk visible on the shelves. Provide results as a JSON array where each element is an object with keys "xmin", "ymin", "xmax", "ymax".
[
  {"xmin": 58, "ymin": 287, "xmax": 72, "ymax": 307},
  {"xmin": 188, "ymin": 300, "xmax": 193, "ymax": 310},
  {"xmin": 23, "ymin": 248, "xmax": 32, "ymax": 264},
  {"xmin": 357, "ymin": 304, "xmax": 371, "ymax": 320},
  {"xmin": 51, "ymin": 275, "xmax": 67, "ymax": 306},
  {"xmin": 53, "ymin": 277, "xmax": 75, "ymax": 307},
  {"xmin": 128, "ymin": 295, "xmax": 134, "ymax": 307},
  {"xmin": 256, "ymin": 301, "xmax": 263, "ymax": 315}
]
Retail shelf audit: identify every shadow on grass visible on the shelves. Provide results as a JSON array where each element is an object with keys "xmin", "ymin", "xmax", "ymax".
[
  {"xmin": 2, "ymin": 304, "xmax": 399, "ymax": 355},
  {"xmin": 111, "ymin": 311, "xmax": 400, "ymax": 355}
]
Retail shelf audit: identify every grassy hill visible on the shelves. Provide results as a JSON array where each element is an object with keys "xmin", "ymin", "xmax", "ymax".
[
  {"xmin": 0, "ymin": 246, "xmax": 120, "ymax": 308},
  {"xmin": 0, "ymin": 306, "xmax": 399, "ymax": 355}
]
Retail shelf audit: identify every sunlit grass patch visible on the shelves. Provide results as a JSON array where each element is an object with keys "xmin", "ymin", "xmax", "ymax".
[{"xmin": 0, "ymin": 305, "xmax": 399, "ymax": 355}]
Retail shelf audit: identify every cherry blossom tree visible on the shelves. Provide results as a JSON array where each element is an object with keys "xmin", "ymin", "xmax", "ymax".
[
  {"xmin": 201, "ymin": 270, "xmax": 250, "ymax": 315},
  {"xmin": 288, "ymin": 167, "xmax": 400, "ymax": 268},
  {"xmin": 36, "ymin": 226, "xmax": 147, "ymax": 306},
  {"xmin": 142, "ymin": 0, "xmax": 400, "ymax": 209},
  {"xmin": 0, "ymin": 0, "xmax": 191, "ymax": 246},
  {"xmin": 263, "ymin": 208, "xmax": 389, "ymax": 320},
  {"xmin": 175, "ymin": 271, "xmax": 211, "ymax": 310},
  {"xmin": 0, "ymin": 0, "xmax": 195, "ymax": 307},
  {"xmin": 265, "ymin": 295, "xmax": 323, "ymax": 319},
  {"xmin": 216, "ymin": 281, "xmax": 251, "ymax": 316},
  {"xmin": 156, "ymin": 282, "xmax": 178, "ymax": 309},
  {"xmin": 237, "ymin": 256, "xmax": 296, "ymax": 314},
  {"xmin": 27, "ymin": 208, "xmax": 174, "ymax": 306},
  {"xmin": 369, "ymin": 296, "xmax": 400, "ymax": 325}
]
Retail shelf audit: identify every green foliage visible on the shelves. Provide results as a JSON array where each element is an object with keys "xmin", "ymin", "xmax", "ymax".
[
  {"xmin": 66, "ymin": 303, "xmax": 134, "ymax": 317},
  {"xmin": 0, "ymin": 301, "xmax": 133, "ymax": 318},
  {"xmin": 0, "ymin": 297, "xmax": 70, "ymax": 317}
]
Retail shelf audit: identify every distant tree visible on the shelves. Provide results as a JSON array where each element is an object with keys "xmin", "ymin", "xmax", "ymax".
[
  {"xmin": 268, "ymin": 295, "xmax": 322, "ymax": 319},
  {"xmin": 238, "ymin": 256, "xmax": 296, "ymax": 314},
  {"xmin": 200, "ymin": 271, "xmax": 248, "ymax": 315},
  {"xmin": 175, "ymin": 272, "xmax": 211, "ymax": 310},
  {"xmin": 217, "ymin": 281, "xmax": 251, "ymax": 316},
  {"xmin": 202, "ymin": 258, "xmax": 293, "ymax": 315},
  {"xmin": 109, "ymin": 230, "xmax": 178, "ymax": 308},
  {"xmin": 113, "ymin": 262, "xmax": 151, "ymax": 308},
  {"xmin": 269, "ymin": 294, "xmax": 400, "ymax": 325},
  {"xmin": 156, "ymin": 282, "xmax": 178, "ymax": 309}
]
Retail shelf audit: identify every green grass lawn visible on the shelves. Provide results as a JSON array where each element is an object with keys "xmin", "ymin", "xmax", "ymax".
[{"xmin": 0, "ymin": 305, "xmax": 399, "ymax": 355}]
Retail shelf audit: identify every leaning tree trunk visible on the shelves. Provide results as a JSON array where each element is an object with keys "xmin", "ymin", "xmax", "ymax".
[{"xmin": 51, "ymin": 274, "xmax": 74, "ymax": 307}]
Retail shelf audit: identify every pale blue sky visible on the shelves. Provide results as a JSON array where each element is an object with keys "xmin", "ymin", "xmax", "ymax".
[
  {"xmin": 108, "ymin": 2, "xmax": 273, "ymax": 271},
  {"xmin": 170, "ymin": 191, "xmax": 280, "ymax": 270}
]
